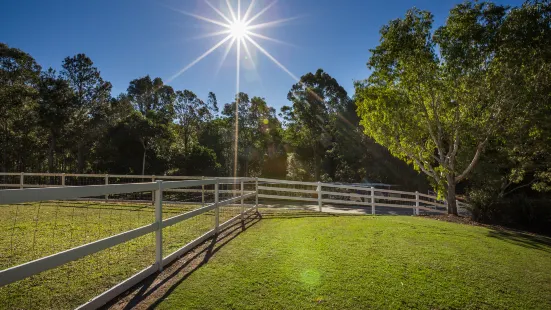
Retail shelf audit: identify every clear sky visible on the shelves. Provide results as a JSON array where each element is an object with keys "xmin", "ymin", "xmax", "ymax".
[{"xmin": 1, "ymin": 0, "xmax": 521, "ymax": 112}]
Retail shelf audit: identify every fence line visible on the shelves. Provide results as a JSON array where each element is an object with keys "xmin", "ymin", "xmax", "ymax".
[
  {"xmin": 0, "ymin": 177, "xmax": 257, "ymax": 309},
  {"xmin": 0, "ymin": 173, "xmax": 471, "ymax": 309}
]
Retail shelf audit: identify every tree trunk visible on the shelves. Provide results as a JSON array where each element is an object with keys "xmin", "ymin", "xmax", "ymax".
[
  {"xmin": 142, "ymin": 150, "xmax": 146, "ymax": 175},
  {"xmin": 314, "ymin": 145, "xmax": 320, "ymax": 181},
  {"xmin": 48, "ymin": 133, "xmax": 55, "ymax": 173},
  {"xmin": 77, "ymin": 143, "xmax": 84, "ymax": 173},
  {"xmin": 446, "ymin": 176, "xmax": 458, "ymax": 216}
]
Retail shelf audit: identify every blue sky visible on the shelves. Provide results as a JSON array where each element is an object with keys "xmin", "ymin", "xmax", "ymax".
[{"xmin": 1, "ymin": 0, "xmax": 521, "ymax": 112}]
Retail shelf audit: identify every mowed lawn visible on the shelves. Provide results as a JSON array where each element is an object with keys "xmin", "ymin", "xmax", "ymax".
[{"xmin": 158, "ymin": 216, "xmax": 551, "ymax": 310}]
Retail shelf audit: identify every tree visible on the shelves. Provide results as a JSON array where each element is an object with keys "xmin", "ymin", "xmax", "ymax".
[
  {"xmin": 126, "ymin": 76, "xmax": 175, "ymax": 175},
  {"xmin": 174, "ymin": 90, "xmax": 216, "ymax": 153},
  {"xmin": 284, "ymin": 69, "xmax": 349, "ymax": 181},
  {"xmin": 61, "ymin": 54, "xmax": 112, "ymax": 173},
  {"xmin": 354, "ymin": 2, "xmax": 548, "ymax": 215},
  {"xmin": 0, "ymin": 43, "xmax": 41, "ymax": 172},
  {"xmin": 37, "ymin": 68, "xmax": 74, "ymax": 173}
]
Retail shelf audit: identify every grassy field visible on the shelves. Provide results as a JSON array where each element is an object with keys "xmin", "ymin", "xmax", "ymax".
[
  {"xmin": 156, "ymin": 216, "xmax": 551, "ymax": 310},
  {"xmin": 0, "ymin": 200, "xmax": 246, "ymax": 309}
]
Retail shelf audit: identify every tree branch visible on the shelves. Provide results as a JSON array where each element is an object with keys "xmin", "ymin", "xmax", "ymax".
[{"xmin": 455, "ymin": 137, "xmax": 488, "ymax": 182}]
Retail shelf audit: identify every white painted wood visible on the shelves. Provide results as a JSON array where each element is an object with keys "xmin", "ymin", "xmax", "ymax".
[
  {"xmin": 371, "ymin": 187, "xmax": 375, "ymax": 215},
  {"xmin": 255, "ymin": 178, "xmax": 259, "ymax": 212},
  {"xmin": 155, "ymin": 182, "xmax": 163, "ymax": 272},
  {"xmin": 76, "ymin": 265, "xmax": 157, "ymax": 310},
  {"xmin": 258, "ymin": 178, "xmax": 318, "ymax": 186},
  {"xmin": 241, "ymin": 180, "xmax": 245, "ymax": 222},
  {"xmin": 0, "ymin": 182, "xmax": 158, "ymax": 204},
  {"xmin": 214, "ymin": 180, "xmax": 219, "ymax": 233},
  {"xmin": 317, "ymin": 182, "xmax": 322, "ymax": 212},
  {"xmin": 258, "ymin": 194, "xmax": 318, "ymax": 203},
  {"xmin": 258, "ymin": 186, "xmax": 318, "ymax": 194},
  {"xmin": 415, "ymin": 191, "xmax": 420, "ymax": 215}
]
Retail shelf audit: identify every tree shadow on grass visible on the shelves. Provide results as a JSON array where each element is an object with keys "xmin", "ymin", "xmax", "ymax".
[
  {"xmin": 487, "ymin": 229, "xmax": 551, "ymax": 253},
  {"xmin": 102, "ymin": 212, "xmax": 263, "ymax": 310}
]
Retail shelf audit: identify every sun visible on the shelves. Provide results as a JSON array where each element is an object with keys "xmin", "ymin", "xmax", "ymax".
[
  {"xmin": 230, "ymin": 20, "xmax": 248, "ymax": 39},
  {"xmin": 167, "ymin": 0, "xmax": 300, "ymax": 83}
]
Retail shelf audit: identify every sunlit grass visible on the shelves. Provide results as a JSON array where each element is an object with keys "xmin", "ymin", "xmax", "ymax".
[{"xmin": 158, "ymin": 216, "xmax": 551, "ymax": 309}]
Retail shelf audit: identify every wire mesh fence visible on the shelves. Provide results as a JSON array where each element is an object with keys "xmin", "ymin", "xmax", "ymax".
[
  {"xmin": 0, "ymin": 178, "xmax": 258, "ymax": 309},
  {"xmin": 0, "ymin": 195, "xmax": 156, "ymax": 309}
]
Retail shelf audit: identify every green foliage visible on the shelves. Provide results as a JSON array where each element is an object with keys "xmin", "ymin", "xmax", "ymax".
[{"xmin": 355, "ymin": 0, "xmax": 551, "ymax": 214}]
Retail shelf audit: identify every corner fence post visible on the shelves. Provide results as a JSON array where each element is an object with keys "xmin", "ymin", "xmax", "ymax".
[
  {"xmin": 415, "ymin": 191, "xmax": 420, "ymax": 216},
  {"xmin": 104, "ymin": 174, "xmax": 109, "ymax": 202},
  {"xmin": 240, "ymin": 178, "xmax": 244, "ymax": 222},
  {"xmin": 214, "ymin": 178, "xmax": 220, "ymax": 234},
  {"xmin": 317, "ymin": 181, "xmax": 322, "ymax": 212},
  {"xmin": 255, "ymin": 177, "xmax": 259, "ymax": 212},
  {"xmin": 20, "ymin": 172, "xmax": 24, "ymax": 189},
  {"xmin": 155, "ymin": 180, "xmax": 163, "ymax": 272},
  {"xmin": 61, "ymin": 173, "xmax": 66, "ymax": 186},
  {"xmin": 371, "ymin": 187, "xmax": 375, "ymax": 215}
]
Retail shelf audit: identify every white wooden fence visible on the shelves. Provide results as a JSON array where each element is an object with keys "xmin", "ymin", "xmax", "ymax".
[
  {"xmin": 0, "ymin": 177, "xmax": 258, "ymax": 309},
  {"xmin": 0, "ymin": 173, "xmax": 470, "ymax": 309}
]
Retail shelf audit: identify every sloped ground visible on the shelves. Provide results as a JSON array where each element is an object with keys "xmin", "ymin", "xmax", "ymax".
[{"xmin": 108, "ymin": 213, "xmax": 551, "ymax": 309}]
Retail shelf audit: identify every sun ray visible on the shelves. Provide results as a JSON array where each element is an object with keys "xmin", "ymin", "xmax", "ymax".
[
  {"xmin": 244, "ymin": 35, "xmax": 299, "ymax": 81},
  {"xmin": 242, "ymin": 0, "xmax": 256, "ymax": 22},
  {"xmin": 234, "ymin": 35, "xmax": 242, "ymax": 178},
  {"xmin": 246, "ymin": 31, "xmax": 295, "ymax": 46},
  {"xmin": 170, "ymin": 7, "xmax": 231, "ymax": 28},
  {"xmin": 192, "ymin": 29, "xmax": 232, "ymax": 40},
  {"xmin": 247, "ymin": 16, "xmax": 301, "ymax": 30},
  {"xmin": 215, "ymin": 36, "xmax": 237, "ymax": 76},
  {"xmin": 169, "ymin": 34, "xmax": 233, "ymax": 82},
  {"xmin": 226, "ymin": 0, "xmax": 237, "ymax": 22},
  {"xmin": 205, "ymin": 0, "xmax": 233, "ymax": 25},
  {"xmin": 245, "ymin": 1, "xmax": 277, "ymax": 26},
  {"xmin": 241, "ymin": 37, "xmax": 257, "ymax": 69},
  {"xmin": 238, "ymin": 0, "xmax": 241, "ymax": 21}
]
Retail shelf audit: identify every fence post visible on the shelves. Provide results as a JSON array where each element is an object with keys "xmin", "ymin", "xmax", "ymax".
[
  {"xmin": 19, "ymin": 172, "xmax": 24, "ymax": 189},
  {"xmin": 371, "ymin": 187, "xmax": 375, "ymax": 215},
  {"xmin": 201, "ymin": 176, "xmax": 205, "ymax": 208},
  {"xmin": 317, "ymin": 181, "xmax": 322, "ymax": 212},
  {"xmin": 151, "ymin": 175, "xmax": 156, "ymax": 205},
  {"xmin": 214, "ymin": 178, "xmax": 220, "ymax": 234},
  {"xmin": 415, "ymin": 191, "xmax": 420, "ymax": 216},
  {"xmin": 240, "ymin": 178, "xmax": 245, "ymax": 222},
  {"xmin": 155, "ymin": 180, "xmax": 163, "ymax": 272},
  {"xmin": 104, "ymin": 174, "xmax": 109, "ymax": 202},
  {"xmin": 255, "ymin": 177, "xmax": 259, "ymax": 212},
  {"xmin": 61, "ymin": 173, "xmax": 66, "ymax": 187}
]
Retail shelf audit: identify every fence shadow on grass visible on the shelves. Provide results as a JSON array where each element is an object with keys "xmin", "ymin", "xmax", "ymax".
[
  {"xmin": 487, "ymin": 229, "xmax": 551, "ymax": 254},
  {"xmin": 102, "ymin": 211, "xmax": 262, "ymax": 310}
]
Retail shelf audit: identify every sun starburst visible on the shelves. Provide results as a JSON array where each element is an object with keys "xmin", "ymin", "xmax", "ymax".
[
  {"xmin": 167, "ymin": 0, "xmax": 298, "ymax": 83},
  {"xmin": 167, "ymin": 0, "xmax": 299, "ymax": 179}
]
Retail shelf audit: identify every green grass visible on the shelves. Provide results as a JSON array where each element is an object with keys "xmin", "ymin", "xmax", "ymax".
[
  {"xmin": 0, "ymin": 200, "xmax": 245, "ymax": 309},
  {"xmin": 157, "ymin": 216, "xmax": 551, "ymax": 310}
]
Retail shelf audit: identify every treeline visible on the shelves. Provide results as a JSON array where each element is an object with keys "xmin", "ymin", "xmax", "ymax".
[{"xmin": 0, "ymin": 43, "xmax": 427, "ymax": 190}]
